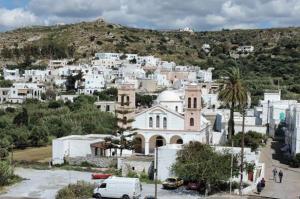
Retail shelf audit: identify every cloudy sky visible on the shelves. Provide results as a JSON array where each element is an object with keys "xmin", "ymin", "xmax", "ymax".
[{"xmin": 0, "ymin": 0, "xmax": 299, "ymax": 31}]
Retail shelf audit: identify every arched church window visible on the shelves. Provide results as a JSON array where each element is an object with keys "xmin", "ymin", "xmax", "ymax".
[
  {"xmin": 127, "ymin": 96, "xmax": 130, "ymax": 105},
  {"xmin": 188, "ymin": 97, "xmax": 191, "ymax": 108},
  {"xmin": 149, "ymin": 117, "xmax": 153, "ymax": 128},
  {"xmin": 163, "ymin": 117, "xmax": 167, "ymax": 129},
  {"xmin": 121, "ymin": 95, "xmax": 125, "ymax": 106},
  {"xmin": 190, "ymin": 118, "xmax": 194, "ymax": 126},
  {"xmin": 156, "ymin": 115, "xmax": 160, "ymax": 128},
  {"xmin": 194, "ymin": 97, "xmax": 197, "ymax": 108},
  {"xmin": 175, "ymin": 106, "xmax": 178, "ymax": 112}
]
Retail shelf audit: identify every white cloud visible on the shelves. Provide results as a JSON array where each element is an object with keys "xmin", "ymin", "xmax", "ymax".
[
  {"xmin": 205, "ymin": 15, "xmax": 226, "ymax": 25},
  {"xmin": 0, "ymin": 0, "xmax": 300, "ymax": 31},
  {"xmin": 0, "ymin": 8, "xmax": 40, "ymax": 30}
]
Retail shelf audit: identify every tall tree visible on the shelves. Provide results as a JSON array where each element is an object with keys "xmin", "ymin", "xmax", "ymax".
[
  {"xmin": 172, "ymin": 142, "xmax": 239, "ymax": 194},
  {"xmin": 218, "ymin": 67, "xmax": 247, "ymax": 140},
  {"xmin": 114, "ymin": 96, "xmax": 137, "ymax": 156}
]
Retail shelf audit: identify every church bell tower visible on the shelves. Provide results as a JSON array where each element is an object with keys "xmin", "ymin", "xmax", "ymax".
[{"xmin": 184, "ymin": 84, "xmax": 202, "ymax": 131}]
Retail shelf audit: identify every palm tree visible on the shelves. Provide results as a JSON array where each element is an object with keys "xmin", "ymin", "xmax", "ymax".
[{"xmin": 218, "ymin": 67, "xmax": 247, "ymax": 140}]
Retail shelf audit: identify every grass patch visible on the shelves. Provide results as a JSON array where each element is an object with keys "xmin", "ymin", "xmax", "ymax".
[{"xmin": 12, "ymin": 145, "xmax": 52, "ymax": 163}]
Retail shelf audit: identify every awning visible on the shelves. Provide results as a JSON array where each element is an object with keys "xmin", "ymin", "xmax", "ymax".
[{"xmin": 90, "ymin": 141, "xmax": 107, "ymax": 149}]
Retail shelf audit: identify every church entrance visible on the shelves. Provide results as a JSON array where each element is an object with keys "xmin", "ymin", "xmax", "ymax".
[
  {"xmin": 149, "ymin": 135, "xmax": 166, "ymax": 154},
  {"xmin": 133, "ymin": 134, "xmax": 145, "ymax": 154}
]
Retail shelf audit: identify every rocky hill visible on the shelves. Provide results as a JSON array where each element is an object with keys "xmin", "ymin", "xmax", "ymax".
[{"xmin": 0, "ymin": 19, "xmax": 300, "ymax": 104}]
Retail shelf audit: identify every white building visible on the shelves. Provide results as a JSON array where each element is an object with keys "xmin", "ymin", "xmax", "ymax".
[
  {"xmin": 286, "ymin": 103, "xmax": 300, "ymax": 156},
  {"xmin": 8, "ymin": 83, "xmax": 45, "ymax": 103},
  {"xmin": 3, "ymin": 68, "xmax": 20, "ymax": 81},
  {"xmin": 24, "ymin": 69, "xmax": 50, "ymax": 83},
  {"xmin": 0, "ymin": 88, "xmax": 10, "ymax": 104},
  {"xmin": 197, "ymin": 68, "xmax": 213, "ymax": 83},
  {"xmin": 49, "ymin": 59, "xmax": 70, "ymax": 68},
  {"xmin": 52, "ymin": 134, "xmax": 132, "ymax": 165},
  {"xmin": 179, "ymin": 27, "xmax": 194, "ymax": 33},
  {"xmin": 79, "ymin": 68, "xmax": 105, "ymax": 95},
  {"xmin": 237, "ymin": 46, "xmax": 254, "ymax": 53},
  {"xmin": 201, "ymin": 44, "xmax": 211, "ymax": 53}
]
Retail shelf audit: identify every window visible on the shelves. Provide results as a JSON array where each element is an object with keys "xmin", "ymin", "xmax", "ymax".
[
  {"xmin": 106, "ymin": 105, "xmax": 110, "ymax": 112},
  {"xmin": 175, "ymin": 106, "xmax": 178, "ymax": 112},
  {"xmin": 121, "ymin": 95, "xmax": 124, "ymax": 106},
  {"xmin": 123, "ymin": 117, "xmax": 127, "ymax": 124},
  {"xmin": 127, "ymin": 96, "xmax": 130, "ymax": 104},
  {"xmin": 156, "ymin": 115, "xmax": 160, "ymax": 128},
  {"xmin": 193, "ymin": 97, "xmax": 197, "ymax": 108},
  {"xmin": 188, "ymin": 97, "xmax": 191, "ymax": 108},
  {"xmin": 163, "ymin": 117, "xmax": 167, "ymax": 129},
  {"xmin": 149, "ymin": 117, "xmax": 153, "ymax": 128},
  {"xmin": 95, "ymin": 147, "xmax": 98, "ymax": 156},
  {"xmin": 190, "ymin": 118, "xmax": 194, "ymax": 126},
  {"xmin": 99, "ymin": 183, "xmax": 107, "ymax": 188}
]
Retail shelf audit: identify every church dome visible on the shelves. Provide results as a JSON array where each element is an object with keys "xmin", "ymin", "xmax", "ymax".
[{"xmin": 157, "ymin": 90, "xmax": 181, "ymax": 102}]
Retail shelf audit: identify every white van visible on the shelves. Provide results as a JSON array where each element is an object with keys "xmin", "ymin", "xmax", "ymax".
[{"xmin": 93, "ymin": 177, "xmax": 142, "ymax": 199}]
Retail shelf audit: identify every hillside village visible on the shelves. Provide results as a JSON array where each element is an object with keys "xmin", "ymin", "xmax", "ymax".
[{"xmin": 1, "ymin": 45, "xmax": 300, "ymax": 198}]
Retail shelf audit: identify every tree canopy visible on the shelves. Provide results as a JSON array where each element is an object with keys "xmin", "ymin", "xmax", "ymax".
[{"xmin": 172, "ymin": 142, "xmax": 238, "ymax": 186}]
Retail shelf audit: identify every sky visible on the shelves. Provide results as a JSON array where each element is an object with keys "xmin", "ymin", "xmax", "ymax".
[{"xmin": 0, "ymin": 0, "xmax": 299, "ymax": 31}]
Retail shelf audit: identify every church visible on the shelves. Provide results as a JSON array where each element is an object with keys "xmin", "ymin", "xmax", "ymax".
[{"xmin": 117, "ymin": 83, "xmax": 211, "ymax": 155}]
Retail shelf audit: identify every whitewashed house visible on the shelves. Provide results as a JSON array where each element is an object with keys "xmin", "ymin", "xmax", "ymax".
[
  {"xmin": 78, "ymin": 69, "xmax": 105, "ymax": 95},
  {"xmin": 3, "ymin": 68, "xmax": 20, "ymax": 81},
  {"xmin": 285, "ymin": 103, "xmax": 300, "ymax": 156},
  {"xmin": 8, "ymin": 82, "xmax": 45, "ymax": 103},
  {"xmin": 52, "ymin": 134, "xmax": 132, "ymax": 165},
  {"xmin": 24, "ymin": 69, "xmax": 50, "ymax": 83},
  {"xmin": 197, "ymin": 68, "xmax": 213, "ymax": 83}
]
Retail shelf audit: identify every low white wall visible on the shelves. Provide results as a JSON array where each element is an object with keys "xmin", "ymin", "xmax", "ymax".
[{"xmin": 235, "ymin": 125, "xmax": 267, "ymax": 135}]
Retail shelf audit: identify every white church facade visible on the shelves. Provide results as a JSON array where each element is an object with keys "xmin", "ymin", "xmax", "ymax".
[{"xmin": 117, "ymin": 83, "xmax": 211, "ymax": 155}]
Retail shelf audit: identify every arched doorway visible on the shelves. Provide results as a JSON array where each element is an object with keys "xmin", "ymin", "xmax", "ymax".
[
  {"xmin": 149, "ymin": 135, "xmax": 166, "ymax": 153},
  {"xmin": 170, "ymin": 135, "xmax": 183, "ymax": 144},
  {"xmin": 134, "ymin": 134, "xmax": 145, "ymax": 154}
]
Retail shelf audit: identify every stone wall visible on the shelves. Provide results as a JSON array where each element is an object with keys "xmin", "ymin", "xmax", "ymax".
[
  {"xmin": 68, "ymin": 155, "xmax": 116, "ymax": 168},
  {"xmin": 118, "ymin": 156, "xmax": 154, "ymax": 177}
]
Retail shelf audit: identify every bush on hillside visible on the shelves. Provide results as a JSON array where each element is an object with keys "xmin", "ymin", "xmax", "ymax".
[{"xmin": 56, "ymin": 181, "xmax": 94, "ymax": 199}]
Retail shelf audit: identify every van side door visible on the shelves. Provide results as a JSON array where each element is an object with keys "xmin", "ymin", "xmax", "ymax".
[{"xmin": 98, "ymin": 183, "xmax": 109, "ymax": 197}]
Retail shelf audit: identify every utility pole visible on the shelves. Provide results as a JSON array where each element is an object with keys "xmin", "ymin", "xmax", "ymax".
[
  {"xmin": 229, "ymin": 139, "xmax": 233, "ymax": 195},
  {"xmin": 267, "ymin": 100, "xmax": 270, "ymax": 136},
  {"xmin": 154, "ymin": 146, "xmax": 158, "ymax": 199},
  {"xmin": 239, "ymin": 108, "xmax": 246, "ymax": 195}
]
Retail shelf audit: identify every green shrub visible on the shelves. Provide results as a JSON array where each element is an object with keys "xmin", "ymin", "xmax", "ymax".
[
  {"xmin": 0, "ymin": 161, "xmax": 13, "ymax": 186},
  {"xmin": 230, "ymin": 131, "xmax": 266, "ymax": 151},
  {"xmin": 48, "ymin": 100, "xmax": 64, "ymax": 109},
  {"xmin": 56, "ymin": 181, "xmax": 94, "ymax": 199},
  {"xmin": 80, "ymin": 161, "xmax": 97, "ymax": 168},
  {"xmin": 290, "ymin": 153, "xmax": 300, "ymax": 168}
]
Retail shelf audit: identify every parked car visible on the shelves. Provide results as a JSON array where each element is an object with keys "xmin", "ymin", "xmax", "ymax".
[
  {"xmin": 144, "ymin": 196, "xmax": 155, "ymax": 199},
  {"xmin": 162, "ymin": 177, "xmax": 184, "ymax": 189},
  {"xmin": 92, "ymin": 173, "xmax": 112, "ymax": 180},
  {"xmin": 186, "ymin": 181, "xmax": 204, "ymax": 191},
  {"xmin": 93, "ymin": 177, "xmax": 142, "ymax": 199}
]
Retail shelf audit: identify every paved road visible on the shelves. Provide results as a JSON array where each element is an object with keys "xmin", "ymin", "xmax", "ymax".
[
  {"xmin": 0, "ymin": 168, "xmax": 200, "ymax": 199},
  {"xmin": 258, "ymin": 138, "xmax": 300, "ymax": 199}
]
